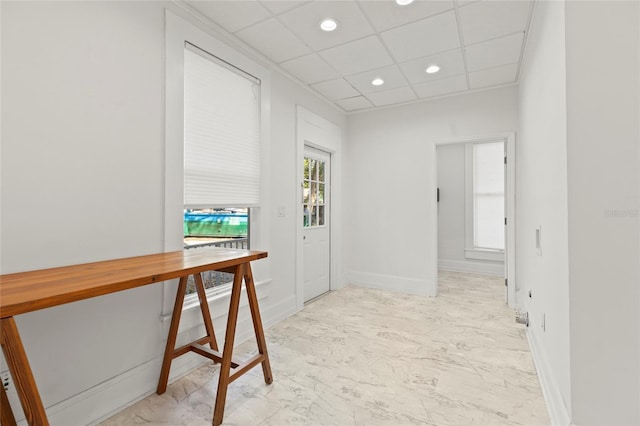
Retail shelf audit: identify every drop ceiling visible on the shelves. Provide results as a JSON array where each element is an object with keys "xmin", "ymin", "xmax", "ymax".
[{"xmin": 183, "ymin": 0, "xmax": 534, "ymax": 112}]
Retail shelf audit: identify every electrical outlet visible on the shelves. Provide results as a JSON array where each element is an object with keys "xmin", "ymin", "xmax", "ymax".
[
  {"xmin": 1, "ymin": 371, "xmax": 10, "ymax": 391},
  {"xmin": 541, "ymin": 313, "xmax": 546, "ymax": 332}
]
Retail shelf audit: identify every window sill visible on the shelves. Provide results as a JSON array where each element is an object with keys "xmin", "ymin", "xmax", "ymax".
[
  {"xmin": 160, "ymin": 278, "xmax": 272, "ymax": 336},
  {"xmin": 465, "ymin": 248, "xmax": 504, "ymax": 262}
]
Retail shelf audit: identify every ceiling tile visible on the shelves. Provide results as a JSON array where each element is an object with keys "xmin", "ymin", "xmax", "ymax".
[
  {"xmin": 358, "ymin": 0, "xmax": 454, "ymax": 32},
  {"xmin": 399, "ymin": 49, "xmax": 465, "ymax": 84},
  {"xmin": 465, "ymin": 32, "xmax": 523, "ymax": 72},
  {"xmin": 186, "ymin": 1, "xmax": 271, "ymax": 33},
  {"xmin": 236, "ymin": 18, "xmax": 311, "ymax": 63},
  {"xmin": 279, "ymin": 54, "xmax": 340, "ymax": 84},
  {"xmin": 336, "ymin": 96, "xmax": 373, "ymax": 111},
  {"xmin": 468, "ymin": 63, "xmax": 518, "ymax": 89},
  {"xmin": 187, "ymin": 0, "xmax": 534, "ymax": 111},
  {"xmin": 319, "ymin": 36, "xmax": 394, "ymax": 75},
  {"xmin": 413, "ymin": 74, "xmax": 468, "ymax": 98},
  {"xmin": 458, "ymin": 0, "xmax": 533, "ymax": 45},
  {"xmin": 381, "ymin": 11, "xmax": 461, "ymax": 62},
  {"xmin": 367, "ymin": 86, "xmax": 417, "ymax": 107},
  {"xmin": 278, "ymin": 1, "xmax": 374, "ymax": 51},
  {"xmin": 260, "ymin": 0, "xmax": 310, "ymax": 16},
  {"xmin": 311, "ymin": 78, "xmax": 360, "ymax": 101},
  {"xmin": 345, "ymin": 65, "xmax": 408, "ymax": 94}
]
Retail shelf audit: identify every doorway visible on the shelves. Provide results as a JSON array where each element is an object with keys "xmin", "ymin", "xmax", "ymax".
[
  {"xmin": 432, "ymin": 134, "xmax": 516, "ymax": 307},
  {"xmin": 302, "ymin": 146, "xmax": 331, "ymax": 302},
  {"xmin": 295, "ymin": 106, "xmax": 342, "ymax": 310}
]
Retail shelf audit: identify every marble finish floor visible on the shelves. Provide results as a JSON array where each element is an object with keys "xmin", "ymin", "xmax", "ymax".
[{"xmin": 101, "ymin": 271, "xmax": 549, "ymax": 425}]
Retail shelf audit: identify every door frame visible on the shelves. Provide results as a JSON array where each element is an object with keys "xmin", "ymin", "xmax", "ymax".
[
  {"xmin": 295, "ymin": 106, "xmax": 343, "ymax": 311},
  {"xmin": 431, "ymin": 132, "xmax": 517, "ymax": 308}
]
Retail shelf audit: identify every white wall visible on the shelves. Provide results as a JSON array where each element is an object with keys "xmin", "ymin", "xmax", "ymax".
[
  {"xmin": 1, "ymin": 3, "xmax": 168, "ymax": 418},
  {"xmin": 437, "ymin": 143, "xmax": 504, "ymax": 275},
  {"xmin": 438, "ymin": 144, "xmax": 467, "ymax": 268},
  {"xmin": 0, "ymin": 1, "xmax": 345, "ymax": 424},
  {"xmin": 346, "ymin": 87, "xmax": 517, "ymax": 296},
  {"xmin": 270, "ymin": 73, "xmax": 347, "ymax": 310},
  {"xmin": 516, "ymin": 1, "xmax": 572, "ymax": 423},
  {"xmin": 518, "ymin": 1, "xmax": 640, "ymax": 424},
  {"xmin": 565, "ymin": 2, "xmax": 639, "ymax": 424}
]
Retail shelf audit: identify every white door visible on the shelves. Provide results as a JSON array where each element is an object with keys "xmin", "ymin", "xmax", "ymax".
[{"xmin": 303, "ymin": 146, "xmax": 331, "ymax": 301}]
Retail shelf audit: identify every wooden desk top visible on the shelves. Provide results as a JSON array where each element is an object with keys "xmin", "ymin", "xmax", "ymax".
[{"xmin": 0, "ymin": 248, "xmax": 267, "ymax": 318}]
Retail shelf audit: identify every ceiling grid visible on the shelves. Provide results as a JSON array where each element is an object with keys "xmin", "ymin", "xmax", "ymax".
[{"xmin": 184, "ymin": 0, "xmax": 535, "ymax": 112}]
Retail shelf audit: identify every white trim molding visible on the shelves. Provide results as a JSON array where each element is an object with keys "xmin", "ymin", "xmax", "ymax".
[
  {"xmin": 438, "ymin": 259, "xmax": 504, "ymax": 276},
  {"xmin": 295, "ymin": 106, "xmax": 344, "ymax": 310},
  {"xmin": 349, "ymin": 271, "xmax": 434, "ymax": 297},
  {"xmin": 163, "ymin": 9, "xmax": 272, "ymax": 315},
  {"xmin": 526, "ymin": 329, "xmax": 571, "ymax": 426},
  {"xmin": 464, "ymin": 248, "xmax": 504, "ymax": 262}
]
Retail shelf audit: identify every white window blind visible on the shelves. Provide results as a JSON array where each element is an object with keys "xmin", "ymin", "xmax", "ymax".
[
  {"xmin": 184, "ymin": 43, "xmax": 261, "ymax": 208},
  {"xmin": 473, "ymin": 142, "xmax": 505, "ymax": 250}
]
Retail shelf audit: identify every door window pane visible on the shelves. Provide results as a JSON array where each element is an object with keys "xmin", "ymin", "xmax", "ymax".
[
  {"xmin": 303, "ymin": 155, "xmax": 327, "ymax": 228},
  {"xmin": 310, "ymin": 159, "xmax": 317, "ymax": 180},
  {"xmin": 303, "ymin": 180, "xmax": 310, "ymax": 204},
  {"xmin": 303, "ymin": 205, "xmax": 309, "ymax": 227}
]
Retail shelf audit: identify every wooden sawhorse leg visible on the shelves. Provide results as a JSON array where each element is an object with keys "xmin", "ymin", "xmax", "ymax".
[
  {"xmin": 242, "ymin": 262, "xmax": 273, "ymax": 385},
  {"xmin": 212, "ymin": 263, "xmax": 273, "ymax": 426},
  {"xmin": 0, "ymin": 317, "xmax": 49, "ymax": 426},
  {"xmin": 1, "ymin": 378, "xmax": 17, "ymax": 426},
  {"xmin": 157, "ymin": 264, "xmax": 273, "ymax": 426},
  {"xmin": 157, "ymin": 274, "xmax": 220, "ymax": 394}
]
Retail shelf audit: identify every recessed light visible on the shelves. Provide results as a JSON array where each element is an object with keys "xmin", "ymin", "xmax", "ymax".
[
  {"xmin": 320, "ymin": 18, "xmax": 338, "ymax": 32},
  {"xmin": 371, "ymin": 78, "xmax": 384, "ymax": 86},
  {"xmin": 396, "ymin": 0, "xmax": 414, "ymax": 5},
  {"xmin": 426, "ymin": 65, "xmax": 440, "ymax": 74}
]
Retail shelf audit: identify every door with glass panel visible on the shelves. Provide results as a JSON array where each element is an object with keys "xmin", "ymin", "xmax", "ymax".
[{"xmin": 303, "ymin": 146, "xmax": 331, "ymax": 301}]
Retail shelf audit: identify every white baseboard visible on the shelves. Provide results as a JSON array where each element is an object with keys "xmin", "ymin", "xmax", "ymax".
[
  {"xmin": 526, "ymin": 328, "xmax": 571, "ymax": 426},
  {"xmin": 349, "ymin": 270, "xmax": 434, "ymax": 296},
  {"xmin": 438, "ymin": 258, "xmax": 504, "ymax": 276},
  {"xmin": 10, "ymin": 287, "xmax": 297, "ymax": 426},
  {"xmin": 261, "ymin": 294, "xmax": 297, "ymax": 329}
]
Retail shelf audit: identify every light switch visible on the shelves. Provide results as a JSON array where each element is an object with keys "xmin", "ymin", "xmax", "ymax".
[{"xmin": 278, "ymin": 206, "xmax": 285, "ymax": 217}]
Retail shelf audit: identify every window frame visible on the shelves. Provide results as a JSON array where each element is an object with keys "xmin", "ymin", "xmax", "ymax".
[
  {"xmin": 464, "ymin": 140, "xmax": 505, "ymax": 262},
  {"xmin": 163, "ymin": 10, "xmax": 271, "ymax": 313}
]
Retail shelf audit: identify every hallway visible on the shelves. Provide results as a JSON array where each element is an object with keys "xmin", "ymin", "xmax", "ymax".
[{"xmin": 102, "ymin": 272, "xmax": 548, "ymax": 425}]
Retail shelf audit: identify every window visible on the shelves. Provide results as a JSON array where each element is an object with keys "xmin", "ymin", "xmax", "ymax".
[
  {"xmin": 184, "ymin": 208, "xmax": 249, "ymax": 250},
  {"xmin": 465, "ymin": 141, "xmax": 505, "ymax": 259},
  {"xmin": 182, "ymin": 43, "xmax": 261, "ymax": 294},
  {"xmin": 303, "ymin": 156, "xmax": 327, "ymax": 227},
  {"xmin": 183, "ymin": 208, "xmax": 249, "ymax": 294}
]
